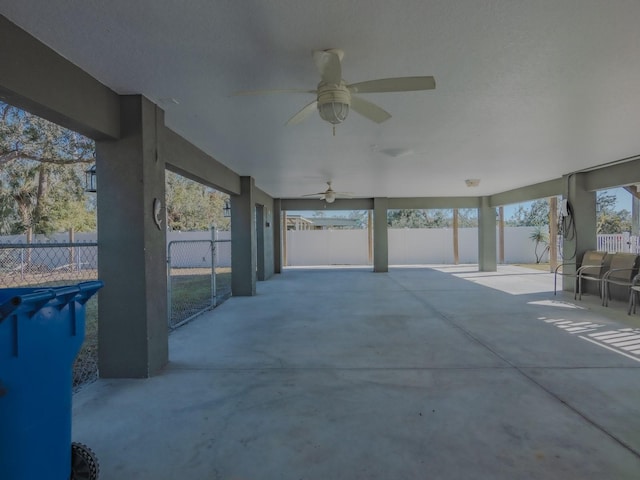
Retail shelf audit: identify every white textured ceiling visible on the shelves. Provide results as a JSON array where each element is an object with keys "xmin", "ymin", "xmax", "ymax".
[{"xmin": 2, "ymin": 0, "xmax": 640, "ymax": 199}]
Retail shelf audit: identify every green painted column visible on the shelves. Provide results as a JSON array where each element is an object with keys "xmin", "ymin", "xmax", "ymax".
[
  {"xmin": 231, "ymin": 176, "xmax": 257, "ymax": 296},
  {"xmin": 95, "ymin": 95, "xmax": 168, "ymax": 378},
  {"xmin": 562, "ymin": 173, "xmax": 597, "ymax": 291},
  {"xmin": 478, "ymin": 196, "xmax": 497, "ymax": 272},
  {"xmin": 373, "ymin": 198, "xmax": 389, "ymax": 272},
  {"xmin": 273, "ymin": 199, "xmax": 282, "ymax": 274},
  {"xmin": 256, "ymin": 204, "xmax": 265, "ymax": 281},
  {"xmin": 262, "ymin": 204, "xmax": 275, "ymax": 279}
]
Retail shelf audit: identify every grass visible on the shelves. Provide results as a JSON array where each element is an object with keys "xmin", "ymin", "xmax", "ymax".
[
  {"xmin": 169, "ymin": 268, "xmax": 231, "ymax": 326},
  {"xmin": 1, "ymin": 268, "xmax": 232, "ymax": 389}
]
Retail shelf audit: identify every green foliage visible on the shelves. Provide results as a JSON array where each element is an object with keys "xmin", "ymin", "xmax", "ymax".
[
  {"xmin": 596, "ymin": 191, "xmax": 632, "ymax": 234},
  {"xmin": 529, "ymin": 225, "xmax": 550, "ymax": 263},
  {"xmin": 165, "ymin": 171, "xmax": 230, "ymax": 231},
  {"xmin": 456, "ymin": 209, "xmax": 479, "ymax": 227},
  {"xmin": 506, "ymin": 193, "xmax": 632, "ymax": 234},
  {"xmin": 387, "ymin": 209, "xmax": 477, "ymax": 228},
  {"xmin": 507, "ymin": 199, "xmax": 550, "ymax": 227},
  {"xmin": 0, "ymin": 102, "xmax": 95, "ymax": 235},
  {"xmin": 347, "ymin": 210, "xmax": 368, "ymax": 228}
]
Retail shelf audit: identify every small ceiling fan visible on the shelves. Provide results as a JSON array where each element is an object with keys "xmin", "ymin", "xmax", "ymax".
[
  {"xmin": 236, "ymin": 49, "xmax": 435, "ymax": 128},
  {"xmin": 302, "ymin": 182, "xmax": 351, "ymax": 204}
]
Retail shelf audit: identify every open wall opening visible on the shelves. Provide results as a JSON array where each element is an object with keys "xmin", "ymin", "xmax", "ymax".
[
  {"xmin": 595, "ymin": 186, "xmax": 638, "ymax": 253},
  {"xmin": 282, "ymin": 210, "xmax": 371, "ymax": 267},
  {"xmin": 387, "ymin": 209, "xmax": 478, "ymax": 265},
  {"xmin": 500, "ymin": 197, "xmax": 560, "ymax": 270},
  {"xmin": 165, "ymin": 171, "xmax": 231, "ymax": 328},
  {"xmin": 0, "ymin": 101, "xmax": 99, "ymax": 390}
]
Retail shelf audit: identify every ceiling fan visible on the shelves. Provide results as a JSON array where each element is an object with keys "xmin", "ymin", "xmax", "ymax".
[
  {"xmin": 302, "ymin": 182, "xmax": 351, "ymax": 204},
  {"xmin": 236, "ymin": 49, "xmax": 435, "ymax": 129}
]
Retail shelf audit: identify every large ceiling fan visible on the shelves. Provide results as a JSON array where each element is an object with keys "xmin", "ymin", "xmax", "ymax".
[
  {"xmin": 302, "ymin": 182, "xmax": 351, "ymax": 204},
  {"xmin": 237, "ymin": 49, "xmax": 435, "ymax": 128}
]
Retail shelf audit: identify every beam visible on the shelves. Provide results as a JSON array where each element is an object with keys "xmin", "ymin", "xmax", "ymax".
[
  {"xmin": 489, "ymin": 179, "xmax": 563, "ymax": 207},
  {"xmin": 163, "ymin": 128, "xmax": 240, "ymax": 195},
  {"xmin": 583, "ymin": 157, "xmax": 640, "ymax": 192},
  {"xmin": 254, "ymin": 186, "xmax": 274, "ymax": 208},
  {"xmin": 0, "ymin": 15, "xmax": 120, "ymax": 140},
  {"xmin": 388, "ymin": 197, "xmax": 479, "ymax": 209},
  {"xmin": 281, "ymin": 198, "xmax": 374, "ymax": 210}
]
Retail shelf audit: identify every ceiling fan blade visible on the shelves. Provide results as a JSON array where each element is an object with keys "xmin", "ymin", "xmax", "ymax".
[
  {"xmin": 286, "ymin": 100, "xmax": 318, "ymax": 126},
  {"xmin": 313, "ymin": 49, "xmax": 342, "ymax": 84},
  {"xmin": 351, "ymin": 96, "xmax": 392, "ymax": 123},
  {"xmin": 348, "ymin": 76, "xmax": 435, "ymax": 94},
  {"xmin": 302, "ymin": 192, "xmax": 326, "ymax": 197},
  {"xmin": 233, "ymin": 88, "xmax": 316, "ymax": 96}
]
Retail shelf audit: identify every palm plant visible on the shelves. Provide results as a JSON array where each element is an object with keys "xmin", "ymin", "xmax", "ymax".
[{"xmin": 529, "ymin": 226, "xmax": 550, "ymax": 264}]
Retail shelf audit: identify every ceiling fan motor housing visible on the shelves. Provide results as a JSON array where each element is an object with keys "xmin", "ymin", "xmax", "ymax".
[{"xmin": 317, "ymin": 82, "xmax": 351, "ymax": 124}]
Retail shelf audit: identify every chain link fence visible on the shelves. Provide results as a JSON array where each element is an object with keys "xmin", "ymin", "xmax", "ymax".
[
  {"xmin": 167, "ymin": 234, "xmax": 232, "ymax": 329},
  {"xmin": 0, "ymin": 242, "xmax": 99, "ymax": 391},
  {"xmin": 1, "ymin": 233, "xmax": 232, "ymax": 388}
]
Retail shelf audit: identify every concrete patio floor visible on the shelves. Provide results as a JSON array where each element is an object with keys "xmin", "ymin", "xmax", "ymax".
[{"xmin": 72, "ymin": 265, "xmax": 640, "ymax": 479}]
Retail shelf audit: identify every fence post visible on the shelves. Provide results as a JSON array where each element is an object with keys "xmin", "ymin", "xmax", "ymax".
[
  {"xmin": 623, "ymin": 231, "xmax": 631, "ymax": 252},
  {"xmin": 166, "ymin": 241, "xmax": 173, "ymax": 327},
  {"xmin": 69, "ymin": 227, "xmax": 75, "ymax": 271},
  {"xmin": 211, "ymin": 226, "xmax": 217, "ymax": 307},
  {"xmin": 20, "ymin": 247, "xmax": 24, "ymax": 280}
]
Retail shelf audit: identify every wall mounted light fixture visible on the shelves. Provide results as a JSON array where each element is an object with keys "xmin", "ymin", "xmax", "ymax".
[{"xmin": 85, "ymin": 165, "xmax": 97, "ymax": 192}]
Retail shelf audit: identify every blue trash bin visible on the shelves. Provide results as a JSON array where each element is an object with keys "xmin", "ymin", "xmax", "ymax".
[{"xmin": 0, "ymin": 280, "xmax": 103, "ymax": 480}]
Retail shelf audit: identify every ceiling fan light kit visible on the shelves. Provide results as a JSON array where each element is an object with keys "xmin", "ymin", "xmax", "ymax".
[
  {"xmin": 302, "ymin": 181, "xmax": 350, "ymax": 203},
  {"xmin": 317, "ymin": 83, "xmax": 351, "ymax": 125},
  {"xmin": 324, "ymin": 190, "xmax": 336, "ymax": 203},
  {"xmin": 238, "ymin": 49, "xmax": 435, "ymax": 129}
]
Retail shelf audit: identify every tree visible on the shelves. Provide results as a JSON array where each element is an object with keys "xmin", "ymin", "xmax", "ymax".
[
  {"xmin": 596, "ymin": 191, "xmax": 631, "ymax": 234},
  {"xmin": 507, "ymin": 199, "xmax": 550, "ymax": 227},
  {"xmin": 0, "ymin": 102, "xmax": 95, "ymax": 235},
  {"xmin": 529, "ymin": 226, "xmax": 550, "ymax": 264},
  {"xmin": 387, "ymin": 209, "xmax": 453, "ymax": 228},
  {"xmin": 347, "ymin": 210, "xmax": 368, "ymax": 228},
  {"xmin": 165, "ymin": 171, "xmax": 230, "ymax": 231},
  {"xmin": 457, "ymin": 208, "xmax": 478, "ymax": 227},
  {"xmin": 506, "ymin": 193, "xmax": 631, "ymax": 234}
]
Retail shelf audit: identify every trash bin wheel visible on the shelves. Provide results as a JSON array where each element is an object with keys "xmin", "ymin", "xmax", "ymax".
[{"xmin": 70, "ymin": 442, "xmax": 99, "ymax": 480}]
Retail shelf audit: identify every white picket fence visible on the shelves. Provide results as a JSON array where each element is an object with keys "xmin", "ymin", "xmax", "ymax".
[{"xmin": 597, "ymin": 233, "xmax": 640, "ymax": 254}]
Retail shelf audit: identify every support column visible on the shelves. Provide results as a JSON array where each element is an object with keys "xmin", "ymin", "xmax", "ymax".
[
  {"xmin": 373, "ymin": 197, "xmax": 389, "ymax": 272},
  {"xmin": 453, "ymin": 208, "xmax": 460, "ymax": 265},
  {"xmin": 231, "ymin": 176, "xmax": 256, "ymax": 296},
  {"xmin": 256, "ymin": 204, "xmax": 265, "ymax": 281},
  {"xmin": 630, "ymin": 186, "xmax": 640, "ymax": 236},
  {"xmin": 498, "ymin": 206, "xmax": 505, "ymax": 264},
  {"xmin": 562, "ymin": 173, "xmax": 596, "ymax": 290},
  {"xmin": 273, "ymin": 199, "xmax": 282, "ymax": 274},
  {"xmin": 549, "ymin": 196, "xmax": 558, "ymax": 272},
  {"xmin": 283, "ymin": 211, "xmax": 288, "ymax": 266},
  {"xmin": 478, "ymin": 196, "xmax": 497, "ymax": 272},
  {"xmin": 95, "ymin": 95, "xmax": 168, "ymax": 378}
]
